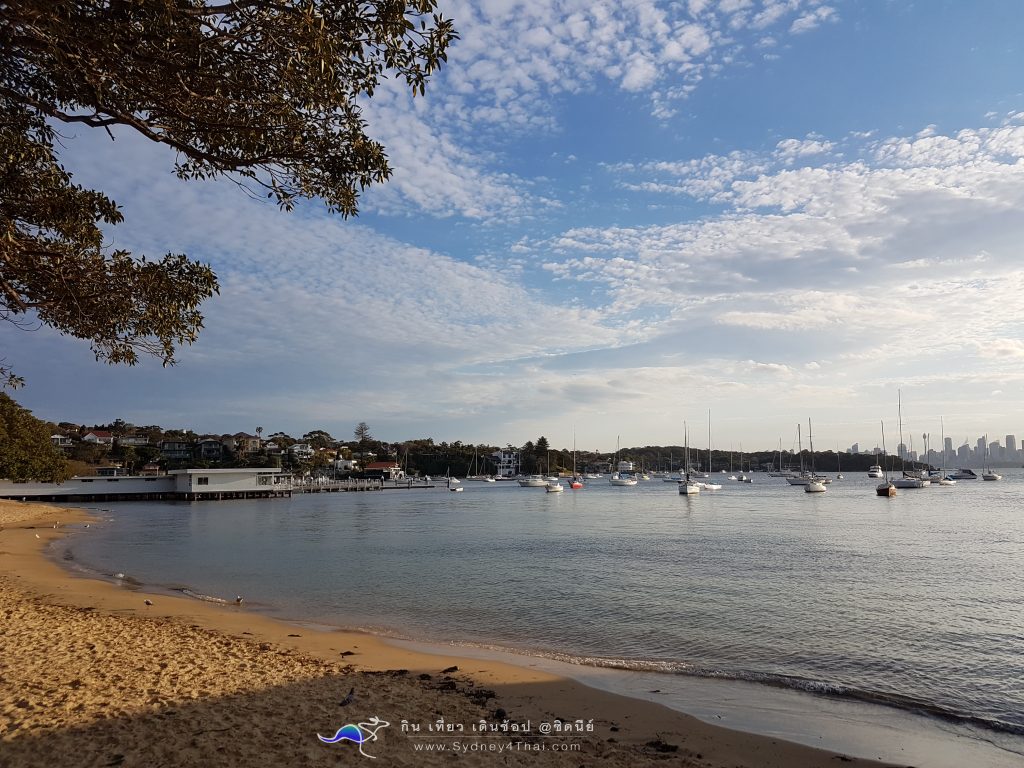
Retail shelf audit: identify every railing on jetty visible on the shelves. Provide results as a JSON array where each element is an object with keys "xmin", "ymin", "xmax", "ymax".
[
  {"xmin": 293, "ymin": 479, "xmax": 382, "ymax": 493},
  {"xmin": 292, "ymin": 478, "xmax": 437, "ymax": 492}
]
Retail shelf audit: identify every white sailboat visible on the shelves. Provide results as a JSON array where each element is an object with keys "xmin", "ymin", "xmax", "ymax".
[
  {"xmin": 982, "ymin": 434, "xmax": 1002, "ymax": 480},
  {"xmin": 933, "ymin": 417, "xmax": 956, "ymax": 485},
  {"xmin": 609, "ymin": 435, "xmax": 638, "ymax": 486},
  {"xmin": 698, "ymin": 411, "xmax": 722, "ymax": 490},
  {"xmin": 570, "ymin": 429, "xmax": 583, "ymax": 489},
  {"xmin": 804, "ymin": 419, "xmax": 826, "ymax": 493},
  {"xmin": 892, "ymin": 390, "xmax": 925, "ymax": 489},
  {"xmin": 679, "ymin": 422, "xmax": 701, "ymax": 495}
]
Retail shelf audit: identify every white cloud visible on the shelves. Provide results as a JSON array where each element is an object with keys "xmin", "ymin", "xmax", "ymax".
[{"xmin": 790, "ymin": 5, "xmax": 837, "ymax": 34}]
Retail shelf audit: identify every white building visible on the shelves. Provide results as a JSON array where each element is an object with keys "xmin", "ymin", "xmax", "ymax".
[
  {"xmin": 288, "ymin": 443, "xmax": 315, "ymax": 460},
  {"xmin": 0, "ymin": 468, "xmax": 290, "ymax": 501},
  {"xmin": 492, "ymin": 447, "xmax": 520, "ymax": 478}
]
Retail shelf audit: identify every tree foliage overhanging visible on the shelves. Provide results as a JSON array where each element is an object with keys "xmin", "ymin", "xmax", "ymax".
[{"xmin": 0, "ymin": 1, "xmax": 456, "ymax": 385}]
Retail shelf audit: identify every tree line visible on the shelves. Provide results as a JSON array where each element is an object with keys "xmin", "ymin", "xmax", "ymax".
[{"xmin": 6, "ymin": 401, "xmax": 932, "ymax": 484}]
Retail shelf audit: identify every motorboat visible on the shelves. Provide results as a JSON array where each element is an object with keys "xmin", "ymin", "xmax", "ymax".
[
  {"xmin": 609, "ymin": 472, "xmax": 639, "ymax": 486},
  {"xmin": 867, "ymin": 464, "xmax": 884, "ymax": 478},
  {"xmin": 517, "ymin": 475, "xmax": 547, "ymax": 487},
  {"xmin": 544, "ymin": 480, "xmax": 564, "ymax": 493},
  {"xmin": 948, "ymin": 468, "xmax": 978, "ymax": 480},
  {"xmin": 805, "ymin": 479, "xmax": 826, "ymax": 493}
]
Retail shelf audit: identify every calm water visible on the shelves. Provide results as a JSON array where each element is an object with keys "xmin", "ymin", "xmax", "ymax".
[{"xmin": 62, "ymin": 471, "xmax": 1024, "ymax": 746}]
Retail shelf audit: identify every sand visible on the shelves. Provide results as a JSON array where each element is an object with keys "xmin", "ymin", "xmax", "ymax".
[{"xmin": 0, "ymin": 500, "xmax": 895, "ymax": 767}]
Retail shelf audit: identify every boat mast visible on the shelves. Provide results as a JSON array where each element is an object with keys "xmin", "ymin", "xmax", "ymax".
[
  {"xmin": 807, "ymin": 419, "xmax": 815, "ymax": 475},
  {"xmin": 897, "ymin": 388, "xmax": 904, "ymax": 473},
  {"xmin": 708, "ymin": 410, "xmax": 712, "ymax": 475},
  {"xmin": 684, "ymin": 422, "xmax": 690, "ymax": 482},
  {"xmin": 797, "ymin": 423, "xmax": 803, "ymax": 474}
]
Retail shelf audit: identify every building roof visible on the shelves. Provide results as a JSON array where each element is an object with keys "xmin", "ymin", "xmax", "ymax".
[
  {"xmin": 168, "ymin": 468, "xmax": 283, "ymax": 475},
  {"xmin": 364, "ymin": 461, "xmax": 400, "ymax": 469}
]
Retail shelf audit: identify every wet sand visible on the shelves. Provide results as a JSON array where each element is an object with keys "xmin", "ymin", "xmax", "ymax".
[{"xmin": 0, "ymin": 500, "xmax": 896, "ymax": 767}]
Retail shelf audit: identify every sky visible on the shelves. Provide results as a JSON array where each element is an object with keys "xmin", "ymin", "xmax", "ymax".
[{"xmin": 10, "ymin": 0, "xmax": 1024, "ymax": 454}]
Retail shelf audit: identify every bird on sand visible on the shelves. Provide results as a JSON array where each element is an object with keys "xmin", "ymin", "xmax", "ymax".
[
  {"xmin": 339, "ymin": 687, "xmax": 355, "ymax": 706},
  {"xmin": 235, "ymin": 595, "xmax": 244, "ymax": 606},
  {"xmin": 144, "ymin": 599, "xmax": 153, "ymax": 608}
]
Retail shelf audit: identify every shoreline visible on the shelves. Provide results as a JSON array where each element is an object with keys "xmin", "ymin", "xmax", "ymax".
[{"xmin": 0, "ymin": 499, "xmax": 1010, "ymax": 767}]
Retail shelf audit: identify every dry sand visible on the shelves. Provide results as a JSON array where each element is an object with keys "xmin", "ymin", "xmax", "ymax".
[{"xmin": 0, "ymin": 499, "xmax": 895, "ymax": 767}]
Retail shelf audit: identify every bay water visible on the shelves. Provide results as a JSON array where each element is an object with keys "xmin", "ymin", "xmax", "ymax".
[{"xmin": 58, "ymin": 470, "xmax": 1024, "ymax": 764}]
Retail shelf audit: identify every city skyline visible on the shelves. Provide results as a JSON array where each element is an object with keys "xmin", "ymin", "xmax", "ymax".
[{"xmin": 8, "ymin": 1, "xmax": 1024, "ymax": 451}]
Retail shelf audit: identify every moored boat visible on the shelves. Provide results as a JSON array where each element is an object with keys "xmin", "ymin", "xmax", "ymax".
[
  {"xmin": 948, "ymin": 468, "xmax": 978, "ymax": 480},
  {"xmin": 876, "ymin": 420, "xmax": 897, "ymax": 497},
  {"xmin": 517, "ymin": 475, "xmax": 547, "ymax": 487}
]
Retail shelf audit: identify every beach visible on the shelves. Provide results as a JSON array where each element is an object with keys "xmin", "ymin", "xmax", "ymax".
[{"xmin": 0, "ymin": 499, "xmax": 897, "ymax": 768}]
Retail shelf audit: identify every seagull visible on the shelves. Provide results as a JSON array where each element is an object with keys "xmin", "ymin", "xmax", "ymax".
[
  {"xmin": 234, "ymin": 595, "xmax": 244, "ymax": 606},
  {"xmin": 34, "ymin": 534, "xmax": 40, "ymax": 539},
  {"xmin": 144, "ymin": 599, "xmax": 153, "ymax": 608},
  {"xmin": 339, "ymin": 687, "xmax": 355, "ymax": 707}
]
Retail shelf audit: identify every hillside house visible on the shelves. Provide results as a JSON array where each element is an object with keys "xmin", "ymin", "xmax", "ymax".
[
  {"xmin": 195, "ymin": 438, "xmax": 226, "ymax": 461},
  {"xmin": 159, "ymin": 440, "xmax": 193, "ymax": 461},
  {"xmin": 50, "ymin": 435, "xmax": 74, "ymax": 450}
]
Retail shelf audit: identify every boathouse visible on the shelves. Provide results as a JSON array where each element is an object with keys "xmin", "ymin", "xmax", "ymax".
[{"xmin": 0, "ymin": 468, "xmax": 291, "ymax": 502}]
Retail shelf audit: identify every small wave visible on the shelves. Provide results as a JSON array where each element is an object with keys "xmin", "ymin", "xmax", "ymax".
[
  {"xmin": 176, "ymin": 588, "xmax": 230, "ymax": 605},
  {"xmin": 458, "ymin": 646, "xmax": 1024, "ymax": 738}
]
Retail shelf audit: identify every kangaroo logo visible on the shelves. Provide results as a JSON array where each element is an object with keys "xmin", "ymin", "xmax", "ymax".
[{"xmin": 317, "ymin": 716, "xmax": 390, "ymax": 759}]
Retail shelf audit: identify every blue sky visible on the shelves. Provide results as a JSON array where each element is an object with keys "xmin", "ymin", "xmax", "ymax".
[{"xmin": 11, "ymin": 0, "xmax": 1024, "ymax": 454}]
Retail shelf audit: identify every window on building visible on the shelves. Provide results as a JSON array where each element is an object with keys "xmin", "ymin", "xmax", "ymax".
[{"xmin": 197, "ymin": 477, "xmax": 209, "ymax": 486}]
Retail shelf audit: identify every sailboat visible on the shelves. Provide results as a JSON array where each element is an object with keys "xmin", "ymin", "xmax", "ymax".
[
  {"xmin": 734, "ymin": 443, "xmax": 750, "ymax": 482},
  {"xmin": 804, "ymin": 419, "xmax": 826, "ymax": 493},
  {"xmin": 786, "ymin": 426, "xmax": 805, "ymax": 485},
  {"xmin": 876, "ymin": 421, "xmax": 896, "ymax": 497},
  {"xmin": 609, "ymin": 436, "xmax": 638, "ymax": 486},
  {"xmin": 679, "ymin": 422, "xmax": 701, "ymax": 495},
  {"xmin": 982, "ymin": 434, "xmax": 1002, "ymax": 480},
  {"xmin": 570, "ymin": 430, "xmax": 583, "ymax": 489},
  {"xmin": 932, "ymin": 417, "xmax": 956, "ymax": 485},
  {"xmin": 892, "ymin": 390, "xmax": 925, "ymax": 489},
  {"xmin": 767, "ymin": 439, "xmax": 792, "ymax": 477},
  {"xmin": 836, "ymin": 446, "xmax": 844, "ymax": 480},
  {"xmin": 699, "ymin": 411, "xmax": 722, "ymax": 490}
]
